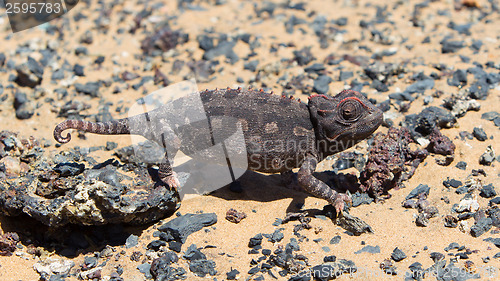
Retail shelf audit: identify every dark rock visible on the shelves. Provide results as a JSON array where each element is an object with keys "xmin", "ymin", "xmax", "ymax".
[
  {"xmin": 141, "ymin": 26, "xmax": 188, "ymax": 56},
  {"xmin": 293, "ymin": 47, "xmax": 315, "ymax": 66},
  {"xmin": 479, "ymin": 145, "xmax": 495, "ymax": 166},
  {"xmin": 243, "ymin": 60, "xmax": 259, "ymax": 72},
  {"xmin": 441, "ymin": 40, "xmax": 465, "ymax": 53},
  {"xmin": 15, "ymin": 57, "xmax": 44, "ymax": 88},
  {"xmin": 480, "ymin": 184, "xmax": 496, "ymax": 198},
  {"xmin": 313, "ymin": 75, "xmax": 332, "ymax": 95},
  {"xmin": 324, "ymin": 255, "xmax": 337, "ymax": 262},
  {"xmin": 73, "ymin": 64, "xmax": 85, "ymax": 76},
  {"xmin": 351, "ymin": 192, "xmax": 374, "ymax": 207},
  {"xmin": 448, "ymin": 69, "xmax": 467, "ymax": 87},
  {"xmin": 203, "ymin": 40, "xmax": 238, "ymax": 64},
  {"xmin": 189, "ymin": 259, "xmax": 217, "ymax": 277},
  {"xmin": 443, "ymin": 178, "xmax": 462, "ymax": 188},
  {"xmin": 14, "ymin": 91, "xmax": 35, "ymax": 119},
  {"xmin": 147, "ymin": 240, "xmax": 166, "ymax": 251},
  {"xmin": 455, "ymin": 161, "xmax": 467, "ymax": 170},
  {"xmin": 406, "ymin": 184, "xmax": 430, "ymax": 200},
  {"xmin": 481, "ymin": 111, "xmax": 500, "ymax": 121},
  {"xmin": 339, "ymin": 71, "xmax": 353, "ymax": 81},
  {"xmin": 269, "ymin": 229, "xmax": 284, "ymax": 243},
  {"xmin": 158, "ymin": 213, "xmax": 217, "ymax": 244},
  {"xmin": 404, "ymin": 107, "xmax": 456, "ymax": 139},
  {"xmin": 311, "ymin": 260, "xmax": 357, "ymax": 280},
  {"xmin": 75, "ymin": 82, "xmax": 100, "ymax": 97},
  {"xmin": 355, "ymin": 245, "xmax": 380, "ymax": 254},
  {"xmin": 75, "ymin": 46, "xmax": 88, "ymax": 55},
  {"xmin": 225, "ymin": 208, "xmax": 247, "ymax": 223},
  {"xmin": 329, "ymin": 235, "xmax": 341, "ymax": 245},
  {"xmin": 168, "ymin": 241, "xmax": 182, "ymax": 253},
  {"xmin": 489, "ymin": 197, "xmax": 500, "ymax": 206},
  {"xmin": 82, "ymin": 256, "xmax": 98, "ymax": 270},
  {"xmin": 391, "ymin": 247, "xmax": 407, "ymax": 262},
  {"xmin": 444, "ymin": 215, "xmax": 458, "ymax": 228},
  {"xmin": 0, "ymin": 232, "xmax": 19, "ymax": 256},
  {"xmin": 226, "ymin": 269, "xmax": 240, "ymax": 280},
  {"xmin": 125, "ymin": 234, "xmax": 139, "ymax": 248},
  {"xmin": 197, "ymin": 35, "xmax": 214, "ymax": 51},
  {"xmin": 183, "ymin": 244, "xmax": 206, "ymax": 261},
  {"xmin": 404, "ymin": 78, "xmax": 434, "ymax": 94},
  {"xmin": 54, "ymin": 162, "xmax": 85, "ymax": 177},
  {"xmin": 249, "ymin": 234, "xmax": 263, "ymax": 248},
  {"xmin": 150, "ymin": 253, "xmax": 184, "ymax": 281},
  {"xmin": 472, "ymin": 127, "xmax": 487, "ymax": 141},
  {"xmin": 137, "ymin": 263, "xmax": 152, "ymax": 279},
  {"xmin": 470, "ymin": 217, "xmax": 492, "ymax": 237}
]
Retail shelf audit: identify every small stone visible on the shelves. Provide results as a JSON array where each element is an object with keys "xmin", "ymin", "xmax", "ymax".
[
  {"xmin": 75, "ymin": 82, "xmax": 101, "ymax": 97},
  {"xmin": 74, "ymin": 64, "xmax": 85, "ymax": 76},
  {"xmin": 137, "ymin": 263, "xmax": 152, "ymax": 279},
  {"xmin": 189, "ymin": 259, "xmax": 217, "ymax": 277},
  {"xmin": 441, "ymin": 40, "xmax": 464, "ymax": 53},
  {"xmin": 470, "ymin": 218, "xmax": 493, "ymax": 237},
  {"xmin": 0, "ymin": 156, "xmax": 21, "ymax": 177},
  {"xmin": 225, "ymin": 208, "xmax": 247, "ymax": 223},
  {"xmin": 455, "ymin": 161, "xmax": 467, "ymax": 170},
  {"xmin": 443, "ymin": 178, "xmax": 462, "ymax": 188},
  {"xmin": 168, "ymin": 241, "xmax": 182, "ymax": 253},
  {"xmin": 183, "ymin": 244, "xmax": 206, "ymax": 261},
  {"xmin": 329, "ymin": 235, "xmax": 341, "ymax": 245},
  {"xmin": 481, "ymin": 111, "xmax": 500, "ymax": 121},
  {"xmin": 248, "ymin": 234, "xmax": 263, "ymax": 248},
  {"xmin": 355, "ymin": 245, "xmax": 380, "ymax": 254},
  {"xmin": 158, "ymin": 213, "xmax": 217, "ymax": 244},
  {"xmin": 472, "ymin": 127, "xmax": 487, "ymax": 141},
  {"xmin": 406, "ymin": 184, "xmax": 430, "ymax": 200},
  {"xmin": 479, "ymin": 145, "xmax": 495, "ymax": 166},
  {"xmin": 313, "ymin": 75, "xmax": 332, "ymax": 95},
  {"xmin": 125, "ymin": 234, "xmax": 139, "ymax": 249},
  {"xmin": 444, "ymin": 215, "xmax": 458, "ymax": 228},
  {"xmin": 480, "ymin": 184, "xmax": 496, "ymax": 198},
  {"xmin": 391, "ymin": 247, "xmax": 407, "ymax": 262},
  {"xmin": 226, "ymin": 269, "xmax": 240, "ymax": 280},
  {"xmin": 147, "ymin": 240, "xmax": 167, "ymax": 251}
]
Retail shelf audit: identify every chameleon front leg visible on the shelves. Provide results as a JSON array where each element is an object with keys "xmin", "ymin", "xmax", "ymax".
[
  {"xmin": 297, "ymin": 155, "xmax": 352, "ymax": 214},
  {"xmin": 158, "ymin": 152, "xmax": 180, "ymax": 192}
]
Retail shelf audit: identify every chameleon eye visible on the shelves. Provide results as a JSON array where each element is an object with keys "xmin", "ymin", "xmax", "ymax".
[{"xmin": 340, "ymin": 100, "xmax": 362, "ymax": 121}]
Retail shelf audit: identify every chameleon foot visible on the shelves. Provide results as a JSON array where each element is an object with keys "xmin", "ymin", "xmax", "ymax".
[
  {"xmin": 331, "ymin": 192, "xmax": 352, "ymax": 216},
  {"xmin": 160, "ymin": 171, "xmax": 180, "ymax": 192}
]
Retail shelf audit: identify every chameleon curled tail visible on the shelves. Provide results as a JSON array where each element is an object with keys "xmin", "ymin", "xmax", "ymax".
[{"xmin": 54, "ymin": 119, "xmax": 131, "ymax": 143}]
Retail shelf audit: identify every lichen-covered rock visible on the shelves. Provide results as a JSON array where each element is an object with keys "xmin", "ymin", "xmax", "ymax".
[
  {"xmin": 359, "ymin": 127, "xmax": 428, "ymax": 197},
  {"xmin": 0, "ymin": 131, "xmax": 179, "ymax": 227}
]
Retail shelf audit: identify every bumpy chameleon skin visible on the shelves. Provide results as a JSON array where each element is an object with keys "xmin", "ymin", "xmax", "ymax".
[{"xmin": 54, "ymin": 88, "xmax": 383, "ymax": 213}]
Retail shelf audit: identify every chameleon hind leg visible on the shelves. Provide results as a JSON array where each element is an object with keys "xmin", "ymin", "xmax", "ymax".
[{"xmin": 297, "ymin": 155, "xmax": 352, "ymax": 214}]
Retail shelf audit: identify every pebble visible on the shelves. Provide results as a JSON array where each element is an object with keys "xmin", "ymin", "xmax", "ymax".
[
  {"xmin": 479, "ymin": 145, "xmax": 495, "ymax": 166},
  {"xmin": 479, "ymin": 184, "xmax": 496, "ymax": 198},
  {"xmin": 158, "ymin": 213, "xmax": 217, "ymax": 244},
  {"xmin": 391, "ymin": 247, "xmax": 407, "ymax": 262},
  {"xmin": 313, "ymin": 75, "xmax": 332, "ymax": 95},
  {"xmin": 455, "ymin": 161, "xmax": 467, "ymax": 170},
  {"xmin": 441, "ymin": 40, "xmax": 464, "ymax": 53},
  {"xmin": 472, "ymin": 127, "xmax": 487, "ymax": 141},
  {"xmin": 355, "ymin": 245, "xmax": 380, "ymax": 254},
  {"xmin": 125, "ymin": 234, "xmax": 139, "ymax": 249}
]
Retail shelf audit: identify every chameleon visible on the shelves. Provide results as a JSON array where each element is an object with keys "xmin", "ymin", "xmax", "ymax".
[{"xmin": 54, "ymin": 88, "xmax": 383, "ymax": 213}]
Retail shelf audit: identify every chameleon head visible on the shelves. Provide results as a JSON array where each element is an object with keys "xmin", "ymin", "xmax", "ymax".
[{"xmin": 308, "ymin": 90, "xmax": 383, "ymax": 155}]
